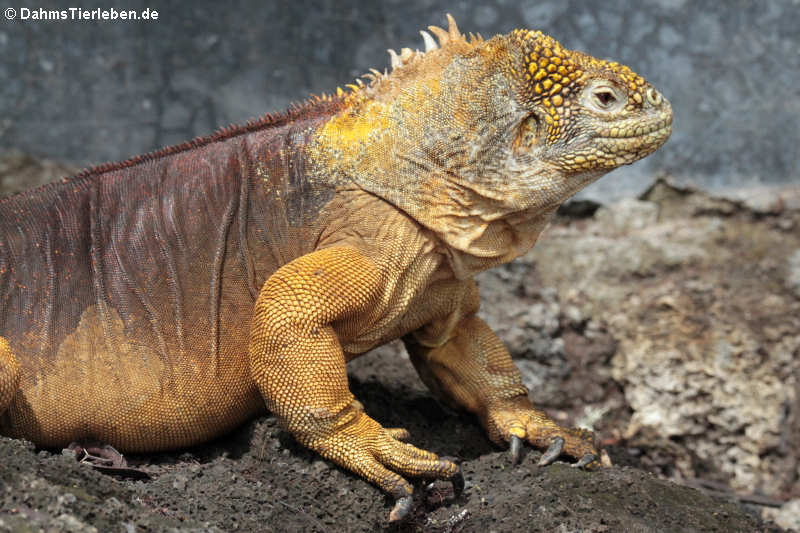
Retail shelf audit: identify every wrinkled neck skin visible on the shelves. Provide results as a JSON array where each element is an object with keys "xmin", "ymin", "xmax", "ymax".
[{"xmin": 308, "ymin": 42, "xmax": 607, "ymax": 279}]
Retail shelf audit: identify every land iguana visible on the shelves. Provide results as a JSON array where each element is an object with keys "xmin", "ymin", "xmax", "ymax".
[{"xmin": 0, "ymin": 15, "xmax": 672, "ymax": 520}]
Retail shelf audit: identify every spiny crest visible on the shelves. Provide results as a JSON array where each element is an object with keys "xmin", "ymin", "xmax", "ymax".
[
  {"xmin": 387, "ymin": 13, "xmax": 482, "ymax": 71},
  {"xmin": 336, "ymin": 14, "xmax": 483, "ymax": 98},
  {"xmin": 60, "ymin": 96, "xmax": 345, "ymax": 184}
]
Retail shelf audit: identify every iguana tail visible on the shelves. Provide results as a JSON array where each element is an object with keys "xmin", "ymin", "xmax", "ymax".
[{"xmin": 0, "ymin": 337, "xmax": 20, "ymax": 415}]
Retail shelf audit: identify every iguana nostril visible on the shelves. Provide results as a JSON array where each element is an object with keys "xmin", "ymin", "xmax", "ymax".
[{"xmin": 646, "ymin": 87, "xmax": 662, "ymax": 106}]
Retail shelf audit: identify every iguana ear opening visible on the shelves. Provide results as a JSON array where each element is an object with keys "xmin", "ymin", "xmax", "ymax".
[{"xmin": 512, "ymin": 114, "xmax": 543, "ymax": 157}]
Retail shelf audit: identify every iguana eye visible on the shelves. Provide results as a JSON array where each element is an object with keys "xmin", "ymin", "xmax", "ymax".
[
  {"xmin": 581, "ymin": 80, "xmax": 626, "ymax": 113},
  {"xmin": 593, "ymin": 89, "xmax": 617, "ymax": 107}
]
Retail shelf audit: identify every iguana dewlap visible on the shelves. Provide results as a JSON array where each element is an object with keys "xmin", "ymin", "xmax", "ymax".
[{"xmin": 0, "ymin": 15, "xmax": 672, "ymax": 521}]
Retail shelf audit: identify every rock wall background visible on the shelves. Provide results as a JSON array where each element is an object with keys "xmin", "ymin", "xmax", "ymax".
[{"xmin": 1, "ymin": 0, "xmax": 799, "ymax": 201}]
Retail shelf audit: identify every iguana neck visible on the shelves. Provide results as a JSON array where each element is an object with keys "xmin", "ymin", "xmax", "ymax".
[{"xmin": 306, "ymin": 46, "xmax": 584, "ymax": 275}]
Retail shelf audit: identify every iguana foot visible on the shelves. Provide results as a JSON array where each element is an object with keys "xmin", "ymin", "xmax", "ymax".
[
  {"xmin": 299, "ymin": 409, "xmax": 461, "ymax": 522},
  {"xmin": 520, "ymin": 434, "xmax": 596, "ymax": 468},
  {"xmin": 484, "ymin": 396, "xmax": 601, "ymax": 470}
]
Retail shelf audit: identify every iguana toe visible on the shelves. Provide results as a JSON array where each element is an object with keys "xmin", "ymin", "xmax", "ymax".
[
  {"xmin": 528, "ymin": 426, "xmax": 601, "ymax": 469},
  {"xmin": 537, "ymin": 436, "xmax": 564, "ymax": 466},
  {"xmin": 384, "ymin": 427, "xmax": 411, "ymax": 441},
  {"xmin": 450, "ymin": 469, "xmax": 465, "ymax": 496},
  {"xmin": 486, "ymin": 396, "xmax": 600, "ymax": 468},
  {"xmin": 509, "ymin": 434, "xmax": 523, "ymax": 465},
  {"xmin": 388, "ymin": 495, "xmax": 414, "ymax": 522},
  {"xmin": 572, "ymin": 452, "xmax": 599, "ymax": 470},
  {"xmin": 437, "ymin": 456, "xmax": 465, "ymax": 496},
  {"xmin": 300, "ymin": 412, "xmax": 460, "ymax": 521}
]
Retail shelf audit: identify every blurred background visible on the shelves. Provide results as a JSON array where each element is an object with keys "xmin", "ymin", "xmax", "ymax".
[{"xmin": 0, "ymin": 0, "xmax": 798, "ymax": 201}]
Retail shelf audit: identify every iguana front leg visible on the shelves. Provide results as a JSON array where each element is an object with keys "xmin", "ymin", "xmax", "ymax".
[
  {"xmin": 405, "ymin": 313, "xmax": 599, "ymax": 468},
  {"xmin": 248, "ymin": 246, "xmax": 461, "ymax": 521}
]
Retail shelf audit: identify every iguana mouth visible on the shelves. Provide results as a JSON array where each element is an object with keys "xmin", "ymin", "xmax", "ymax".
[
  {"xmin": 597, "ymin": 111, "xmax": 673, "ymax": 141},
  {"xmin": 583, "ymin": 112, "xmax": 672, "ymax": 167}
]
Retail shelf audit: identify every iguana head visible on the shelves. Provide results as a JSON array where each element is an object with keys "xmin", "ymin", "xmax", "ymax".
[
  {"xmin": 311, "ymin": 15, "xmax": 672, "ymax": 270},
  {"xmin": 503, "ymin": 27, "xmax": 672, "ymax": 176}
]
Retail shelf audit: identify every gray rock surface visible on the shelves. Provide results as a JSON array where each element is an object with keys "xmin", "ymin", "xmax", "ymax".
[
  {"xmin": 788, "ymin": 249, "xmax": 800, "ymax": 299},
  {"xmin": 531, "ymin": 181, "xmax": 800, "ymax": 510},
  {"xmin": 764, "ymin": 499, "xmax": 800, "ymax": 532},
  {"xmin": 1, "ymin": 1, "xmax": 798, "ymax": 202}
]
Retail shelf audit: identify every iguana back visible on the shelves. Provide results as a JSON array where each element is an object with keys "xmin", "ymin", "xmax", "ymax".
[{"xmin": 0, "ymin": 100, "xmax": 341, "ymax": 450}]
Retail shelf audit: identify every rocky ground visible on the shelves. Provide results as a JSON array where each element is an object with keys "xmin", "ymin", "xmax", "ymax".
[{"xmin": 1, "ymin": 152, "xmax": 798, "ymax": 531}]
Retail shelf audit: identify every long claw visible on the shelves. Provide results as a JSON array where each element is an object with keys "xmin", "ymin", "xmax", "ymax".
[
  {"xmin": 450, "ymin": 469, "xmax": 465, "ymax": 496},
  {"xmin": 572, "ymin": 453, "xmax": 598, "ymax": 469},
  {"xmin": 509, "ymin": 435, "xmax": 523, "ymax": 465},
  {"xmin": 388, "ymin": 495, "xmax": 413, "ymax": 522},
  {"xmin": 434, "ymin": 456, "xmax": 464, "ymax": 497},
  {"xmin": 537, "ymin": 436, "xmax": 565, "ymax": 466}
]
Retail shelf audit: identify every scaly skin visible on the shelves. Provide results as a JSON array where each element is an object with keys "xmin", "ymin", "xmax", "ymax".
[{"xmin": 0, "ymin": 15, "xmax": 672, "ymax": 521}]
